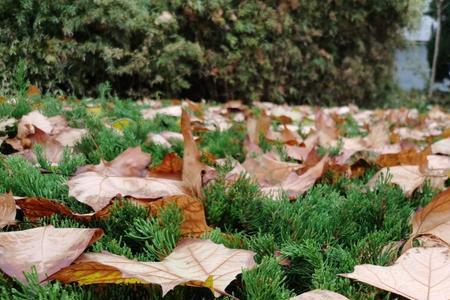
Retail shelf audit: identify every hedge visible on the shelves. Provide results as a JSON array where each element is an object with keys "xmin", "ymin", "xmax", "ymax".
[{"xmin": 0, "ymin": 0, "xmax": 419, "ymax": 105}]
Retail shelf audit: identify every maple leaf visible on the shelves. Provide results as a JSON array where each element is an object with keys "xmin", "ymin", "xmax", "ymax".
[
  {"xmin": 290, "ymin": 289, "xmax": 349, "ymax": 299},
  {"xmin": 0, "ymin": 226, "xmax": 103, "ymax": 282},
  {"xmin": 341, "ymin": 247, "xmax": 450, "ymax": 300},
  {"xmin": 0, "ymin": 193, "xmax": 16, "ymax": 228},
  {"xmin": 51, "ymin": 238, "xmax": 256, "ymax": 297},
  {"xmin": 405, "ymin": 188, "xmax": 450, "ymax": 249}
]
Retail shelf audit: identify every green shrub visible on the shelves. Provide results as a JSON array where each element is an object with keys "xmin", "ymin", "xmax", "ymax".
[{"xmin": 0, "ymin": 0, "xmax": 419, "ymax": 105}]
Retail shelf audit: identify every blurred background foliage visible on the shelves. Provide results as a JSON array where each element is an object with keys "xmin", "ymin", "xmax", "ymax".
[{"xmin": 0, "ymin": 0, "xmax": 424, "ymax": 105}]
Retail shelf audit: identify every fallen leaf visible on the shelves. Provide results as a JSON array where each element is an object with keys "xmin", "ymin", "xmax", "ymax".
[
  {"xmin": 0, "ymin": 226, "xmax": 103, "ymax": 282},
  {"xmin": 262, "ymin": 155, "xmax": 328, "ymax": 199},
  {"xmin": 142, "ymin": 105, "xmax": 182, "ymax": 120},
  {"xmin": 242, "ymin": 152, "xmax": 303, "ymax": 185},
  {"xmin": 75, "ymin": 147, "xmax": 151, "ymax": 177},
  {"xmin": 341, "ymin": 247, "xmax": 450, "ymax": 300},
  {"xmin": 14, "ymin": 198, "xmax": 105, "ymax": 222},
  {"xmin": 68, "ymin": 172, "xmax": 187, "ymax": 211},
  {"xmin": 290, "ymin": 289, "xmax": 349, "ymax": 299},
  {"xmin": 149, "ymin": 195, "xmax": 210, "ymax": 237},
  {"xmin": 376, "ymin": 148, "xmax": 429, "ymax": 168},
  {"xmin": 315, "ymin": 110, "xmax": 338, "ymax": 147},
  {"xmin": 149, "ymin": 152, "xmax": 183, "ymax": 180},
  {"xmin": 367, "ymin": 165, "xmax": 447, "ymax": 196},
  {"xmin": 27, "ymin": 85, "xmax": 41, "ymax": 97},
  {"xmin": 181, "ymin": 110, "xmax": 209, "ymax": 197},
  {"xmin": 432, "ymin": 138, "xmax": 450, "ymax": 155},
  {"xmin": 17, "ymin": 111, "xmax": 52, "ymax": 139},
  {"xmin": 0, "ymin": 193, "xmax": 16, "ymax": 228},
  {"xmin": 52, "ymin": 238, "xmax": 256, "ymax": 297},
  {"xmin": 405, "ymin": 188, "xmax": 450, "ymax": 249}
]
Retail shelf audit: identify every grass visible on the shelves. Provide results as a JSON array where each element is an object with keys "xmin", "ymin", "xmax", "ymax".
[{"xmin": 0, "ymin": 91, "xmax": 441, "ymax": 299}]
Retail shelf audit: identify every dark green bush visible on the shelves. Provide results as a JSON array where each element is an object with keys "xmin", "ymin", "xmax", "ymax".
[{"xmin": 1, "ymin": 0, "xmax": 417, "ymax": 105}]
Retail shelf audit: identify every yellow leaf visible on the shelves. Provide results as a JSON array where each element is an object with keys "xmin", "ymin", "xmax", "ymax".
[
  {"xmin": 111, "ymin": 118, "xmax": 133, "ymax": 132},
  {"xmin": 86, "ymin": 106, "xmax": 102, "ymax": 116}
]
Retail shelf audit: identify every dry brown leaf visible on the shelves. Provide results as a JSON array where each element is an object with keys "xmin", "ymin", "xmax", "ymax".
[
  {"xmin": 76, "ymin": 147, "xmax": 151, "ymax": 177},
  {"xmin": 149, "ymin": 152, "xmax": 183, "ymax": 180},
  {"xmin": 0, "ymin": 226, "xmax": 103, "ymax": 282},
  {"xmin": 315, "ymin": 110, "xmax": 338, "ymax": 147},
  {"xmin": 261, "ymin": 155, "xmax": 328, "ymax": 199},
  {"xmin": 149, "ymin": 195, "xmax": 210, "ymax": 237},
  {"xmin": 405, "ymin": 188, "xmax": 450, "ymax": 249},
  {"xmin": 242, "ymin": 152, "xmax": 302, "ymax": 186},
  {"xmin": 290, "ymin": 289, "xmax": 349, "ymax": 299},
  {"xmin": 141, "ymin": 105, "xmax": 182, "ymax": 120},
  {"xmin": 246, "ymin": 111, "xmax": 271, "ymax": 146},
  {"xmin": 341, "ymin": 247, "xmax": 450, "ymax": 300},
  {"xmin": 432, "ymin": 138, "xmax": 450, "ymax": 155},
  {"xmin": 17, "ymin": 111, "xmax": 52, "ymax": 139},
  {"xmin": 14, "ymin": 198, "xmax": 106, "ymax": 222},
  {"xmin": 0, "ymin": 193, "xmax": 16, "ymax": 228},
  {"xmin": 52, "ymin": 238, "xmax": 256, "ymax": 297},
  {"xmin": 181, "ymin": 109, "xmax": 209, "ymax": 197},
  {"xmin": 367, "ymin": 165, "xmax": 447, "ymax": 196},
  {"xmin": 376, "ymin": 148, "xmax": 429, "ymax": 168},
  {"xmin": 68, "ymin": 172, "xmax": 187, "ymax": 211}
]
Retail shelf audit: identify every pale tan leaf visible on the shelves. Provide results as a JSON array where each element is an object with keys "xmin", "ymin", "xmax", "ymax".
[
  {"xmin": 68, "ymin": 172, "xmax": 187, "ymax": 211},
  {"xmin": 431, "ymin": 138, "xmax": 450, "ymax": 156},
  {"xmin": 142, "ymin": 105, "xmax": 182, "ymax": 120},
  {"xmin": 341, "ymin": 247, "xmax": 450, "ymax": 300},
  {"xmin": 75, "ymin": 147, "xmax": 151, "ymax": 177},
  {"xmin": 290, "ymin": 289, "xmax": 349, "ymax": 300},
  {"xmin": 0, "ymin": 226, "xmax": 103, "ymax": 282},
  {"xmin": 17, "ymin": 111, "xmax": 52, "ymax": 139},
  {"xmin": 54, "ymin": 238, "xmax": 256, "ymax": 297},
  {"xmin": 181, "ymin": 110, "xmax": 209, "ymax": 197},
  {"xmin": 261, "ymin": 155, "xmax": 328, "ymax": 199},
  {"xmin": 242, "ymin": 152, "xmax": 302, "ymax": 185},
  {"xmin": 406, "ymin": 188, "xmax": 450, "ymax": 249},
  {"xmin": 367, "ymin": 166, "xmax": 447, "ymax": 196},
  {"xmin": 0, "ymin": 193, "xmax": 16, "ymax": 228}
]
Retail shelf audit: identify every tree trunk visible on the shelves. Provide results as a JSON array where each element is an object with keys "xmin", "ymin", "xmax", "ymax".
[{"xmin": 429, "ymin": 0, "xmax": 444, "ymax": 98}]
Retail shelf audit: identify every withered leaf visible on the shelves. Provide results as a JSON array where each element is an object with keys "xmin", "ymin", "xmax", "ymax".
[
  {"xmin": 0, "ymin": 193, "xmax": 16, "ymax": 228},
  {"xmin": 0, "ymin": 226, "xmax": 103, "ymax": 282},
  {"xmin": 341, "ymin": 247, "xmax": 450, "ymax": 300},
  {"xmin": 149, "ymin": 195, "xmax": 210, "ymax": 237},
  {"xmin": 405, "ymin": 188, "xmax": 450, "ymax": 249},
  {"xmin": 52, "ymin": 238, "xmax": 256, "ymax": 297}
]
